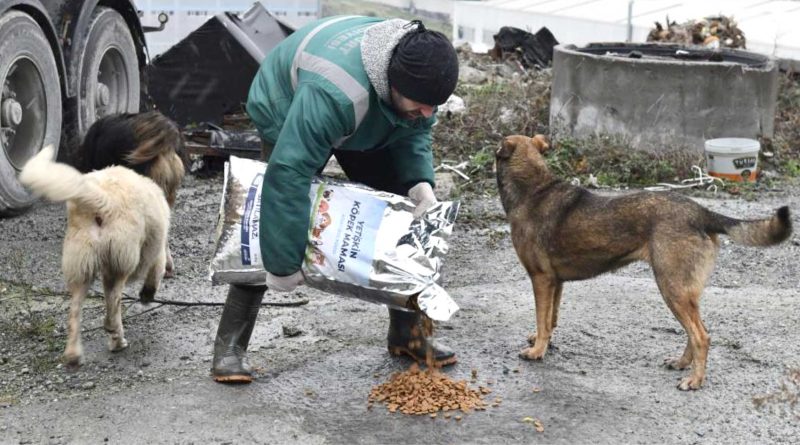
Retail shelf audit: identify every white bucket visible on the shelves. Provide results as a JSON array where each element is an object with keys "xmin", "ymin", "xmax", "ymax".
[{"xmin": 704, "ymin": 138, "xmax": 760, "ymax": 182}]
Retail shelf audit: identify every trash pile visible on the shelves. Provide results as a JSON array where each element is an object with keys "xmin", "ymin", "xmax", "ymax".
[
  {"xmin": 646, "ymin": 15, "xmax": 746, "ymax": 49},
  {"xmin": 488, "ymin": 26, "xmax": 559, "ymax": 69},
  {"xmin": 182, "ymin": 115, "xmax": 261, "ymax": 158}
]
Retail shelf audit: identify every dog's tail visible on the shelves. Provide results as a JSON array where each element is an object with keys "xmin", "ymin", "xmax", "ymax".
[
  {"xmin": 706, "ymin": 206, "xmax": 792, "ymax": 246},
  {"xmin": 126, "ymin": 111, "xmax": 184, "ymax": 166},
  {"xmin": 20, "ymin": 145, "xmax": 109, "ymax": 211}
]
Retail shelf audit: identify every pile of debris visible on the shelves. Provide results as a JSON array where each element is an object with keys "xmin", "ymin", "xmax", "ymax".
[
  {"xmin": 647, "ymin": 15, "xmax": 746, "ymax": 49},
  {"xmin": 488, "ymin": 26, "xmax": 559, "ymax": 69}
]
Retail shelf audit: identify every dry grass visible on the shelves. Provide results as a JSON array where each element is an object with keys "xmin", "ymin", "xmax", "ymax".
[
  {"xmin": 433, "ymin": 52, "xmax": 551, "ymax": 193},
  {"xmin": 434, "ymin": 53, "xmax": 800, "ymax": 194},
  {"xmin": 432, "ymin": 52, "xmax": 703, "ymax": 191}
]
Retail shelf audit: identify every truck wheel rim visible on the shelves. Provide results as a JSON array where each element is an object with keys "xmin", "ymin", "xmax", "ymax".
[
  {"xmin": 95, "ymin": 46, "xmax": 128, "ymax": 119},
  {"xmin": 1, "ymin": 57, "xmax": 46, "ymax": 171}
]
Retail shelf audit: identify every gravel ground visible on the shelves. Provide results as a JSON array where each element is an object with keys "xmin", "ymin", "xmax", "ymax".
[{"xmin": 0, "ymin": 172, "xmax": 798, "ymax": 444}]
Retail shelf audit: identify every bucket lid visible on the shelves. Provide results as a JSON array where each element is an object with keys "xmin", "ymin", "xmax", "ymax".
[{"xmin": 704, "ymin": 138, "xmax": 760, "ymax": 154}]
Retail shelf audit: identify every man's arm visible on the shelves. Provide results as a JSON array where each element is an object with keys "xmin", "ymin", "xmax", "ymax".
[
  {"xmin": 385, "ymin": 125, "xmax": 436, "ymax": 193},
  {"xmin": 386, "ymin": 123, "xmax": 439, "ymax": 218},
  {"xmin": 259, "ymin": 84, "xmax": 352, "ymax": 277}
]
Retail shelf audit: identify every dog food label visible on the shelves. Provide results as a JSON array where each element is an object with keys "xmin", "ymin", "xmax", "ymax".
[
  {"xmin": 240, "ymin": 173, "xmax": 264, "ymax": 266},
  {"xmin": 305, "ymin": 182, "xmax": 386, "ymax": 286}
]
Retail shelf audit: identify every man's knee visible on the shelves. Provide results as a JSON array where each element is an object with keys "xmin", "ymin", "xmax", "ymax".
[{"xmin": 333, "ymin": 149, "xmax": 406, "ymax": 195}]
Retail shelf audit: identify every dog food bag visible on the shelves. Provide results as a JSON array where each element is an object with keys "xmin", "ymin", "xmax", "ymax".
[{"xmin": 209, "ymin": 156, "xmax": 460, "ymax": 321}]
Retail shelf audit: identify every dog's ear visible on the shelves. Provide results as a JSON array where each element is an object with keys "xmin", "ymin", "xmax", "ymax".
[
  {"xmin": 496, "ymin": 137, "xmax": 518, "ymax": 159},
  {"xmin": 530, "ymin": 134, "xmax": 550, "ymax": 153}
]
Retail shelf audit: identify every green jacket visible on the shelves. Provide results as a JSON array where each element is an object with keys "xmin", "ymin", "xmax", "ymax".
[{"xmin": 246, "ymin": 16, "xmax": 438, "ymax": 276}]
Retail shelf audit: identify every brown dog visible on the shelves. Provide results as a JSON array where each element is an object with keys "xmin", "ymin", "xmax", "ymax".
[
  {"xmin": 81, "ymin": 111, "xmax": 185, "ymax": 276},
  {"xmin": 20, "ymin": 145, "xmax": 170, "ymax": 368},
  {"xmin": 495, "ymin": 134, "xmax": 792, "ymax": 390}
]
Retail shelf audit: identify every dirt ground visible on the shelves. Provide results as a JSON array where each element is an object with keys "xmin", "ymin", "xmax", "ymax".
[{"xmin": 0, "ymin": 169, "xmax": 798, "ymax": 444}]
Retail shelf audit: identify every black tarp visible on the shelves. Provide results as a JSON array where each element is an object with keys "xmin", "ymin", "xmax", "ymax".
[
  {"xmin": 146, "ymin": 3, "xmax": 293, "ymax": 127},
  {"xmin": 490, "ymin": 26, "xmax": 559, "ymax": 69}
]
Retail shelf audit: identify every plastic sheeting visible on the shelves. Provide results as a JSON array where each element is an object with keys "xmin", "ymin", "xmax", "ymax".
[{"xmin": 146, "ymin": 3, "xmax": 293, "ymax": 126}]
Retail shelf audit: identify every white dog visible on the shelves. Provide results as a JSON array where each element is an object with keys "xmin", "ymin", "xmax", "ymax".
[{"xmin": 20, "ymin": 145, "xmax": 170, "ymax": 367}]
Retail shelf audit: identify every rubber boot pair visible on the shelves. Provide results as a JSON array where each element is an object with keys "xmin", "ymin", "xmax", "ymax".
[
  {"xmin": 212, "ymin": 284, "xmax": 265, "ymax": 383},
  {"xmin": 387, "ymin": 308, "xmax": 457, "ymax": 367}
]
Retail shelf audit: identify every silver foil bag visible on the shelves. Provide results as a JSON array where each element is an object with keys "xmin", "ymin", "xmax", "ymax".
[{"xmin": 209, "ymin": 156, "xmax": 460, "ymax": 321}]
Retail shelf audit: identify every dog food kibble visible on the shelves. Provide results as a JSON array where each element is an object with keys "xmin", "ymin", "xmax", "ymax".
[
  {"xmin": 370, "ymin": 307, "xmax": 490, "ymax": 417},
  {"xmin": 369, "ymin": 363, "xmax": 487, "ymax": 416}
]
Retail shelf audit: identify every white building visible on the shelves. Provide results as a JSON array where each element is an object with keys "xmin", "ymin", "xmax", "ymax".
[
  {"xmin": 134, "ymin": 0, "xmax": 320, "ymax": 56},
  {"xmin": 452, "ymin": 0, "xmax": 800, "ymax": 62}
]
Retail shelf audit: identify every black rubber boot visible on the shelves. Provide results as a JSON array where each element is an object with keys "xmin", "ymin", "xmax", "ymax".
[
  {"xmin": 387, "ymin": 308, "xmax": 457, "ymax": 367},
  {"xmin": 212, "ymin": 284, "xmax": 265, "ymax": 383}
]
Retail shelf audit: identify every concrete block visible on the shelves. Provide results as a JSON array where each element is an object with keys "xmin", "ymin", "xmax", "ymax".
[{"xmin": 549, "ymin": 43, "xmax": 779, "ymax": 155}]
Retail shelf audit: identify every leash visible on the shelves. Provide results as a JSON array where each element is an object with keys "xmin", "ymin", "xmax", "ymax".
[
  {"xmin": 78, "ymin": 293, "xmax": 309, "ymax": 333},
  {"xmin": 118, "ymin": 293, "xmax": 309, "ymax": 307}
]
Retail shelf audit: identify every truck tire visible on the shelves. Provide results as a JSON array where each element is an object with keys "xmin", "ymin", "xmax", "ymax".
[
  {"xmin": 0, "ymin": 11, "xmax": 62, "ymax": 215},
  {"xmin": 63, "ymin": 6, "xmax": 139, "ymax": 168}
]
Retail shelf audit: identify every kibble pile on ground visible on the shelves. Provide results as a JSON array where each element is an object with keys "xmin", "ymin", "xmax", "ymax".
[
  {"xmin": 368, "ymin": 309, "xmax": 494, "ymax": 418},
  {"xmin": 368, "ymin": 363, "xmax": 491, "ymax": 418}
]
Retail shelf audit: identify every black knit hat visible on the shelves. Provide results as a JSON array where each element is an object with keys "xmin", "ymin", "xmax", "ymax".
[{"xmin": 388, "ymin": 21, "xmax": 459, "ymax": 106}]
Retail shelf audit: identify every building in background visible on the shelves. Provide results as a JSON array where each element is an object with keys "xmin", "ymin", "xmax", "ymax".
[
  {"xmin": 134, "ymin": 0, "xmax": 319, "ymax": 56},
  {"xmin": 452, "ymin": 0, "xmax": 800, "ymax": 64}
]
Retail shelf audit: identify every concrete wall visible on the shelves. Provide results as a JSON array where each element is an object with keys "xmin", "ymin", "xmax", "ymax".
[{"xmin": 549, "ymin": 44, "xmax": 779, "ymax": 154}]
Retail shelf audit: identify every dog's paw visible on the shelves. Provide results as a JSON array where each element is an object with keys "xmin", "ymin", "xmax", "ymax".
[
  {"xmin": 527, "ymin": 335, "xmax": 558, "ymax": 351},
  {"xmin": 109, "ymin": 337, "xmax": 129, "ymax": 352},
  {"xmin": 139, "ymin": 286, "xmax": 156, "ymax": 303},
  {"xmin": 62, "ymin": 353, "xmax": 82, "ymax": 372},
  {"xmin": 519, "ymin": 346, "xmax": 546, "ymax": 361},
  {"xmin": 663, "ymin": 357, "xmax": 691, "ymax": 370},
  {"xmin": 677, "ymin": 374, "xmax": 704, "ymax": 391}
]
